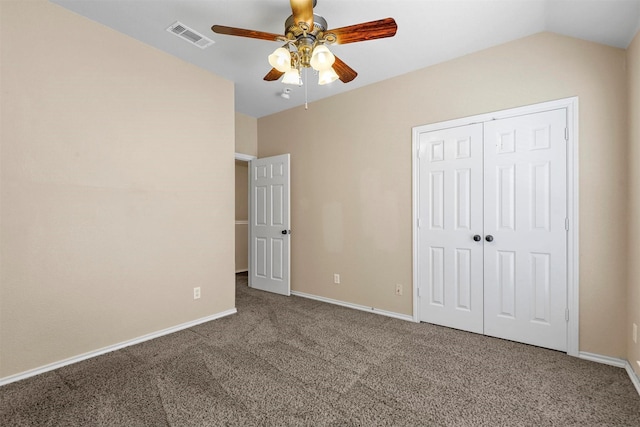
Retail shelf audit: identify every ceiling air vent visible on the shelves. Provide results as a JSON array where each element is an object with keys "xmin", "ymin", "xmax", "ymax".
[{"xmin": 166, "ymin": 21, "xmax": 214, "ymax": 49}]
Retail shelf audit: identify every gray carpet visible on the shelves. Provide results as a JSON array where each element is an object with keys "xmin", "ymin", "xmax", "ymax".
[{"xmin": 1, "ymin": 273, "xmax": 639, "ymax": 426}]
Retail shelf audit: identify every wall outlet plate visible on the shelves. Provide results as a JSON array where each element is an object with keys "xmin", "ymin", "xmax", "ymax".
[
  {"xmin": 193, "ymin": 287, "xmax": 201, "ymax": 300},
  {"xmin": 334, "ymin": 274, "xmax": 340, "ymax": 284},
  {"xmin": 395, "ymin": 284, "xmax": 403, "ymax": 296}
]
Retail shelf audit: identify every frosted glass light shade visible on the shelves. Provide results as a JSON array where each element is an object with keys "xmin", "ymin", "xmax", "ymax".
[
  {"xmin": 310, "ymin": 45, "xmax": 335, "ymax": 71},
  {"xmin": 282, "ymin": 68, "xmax": 301, "ymax": 85},
  {"xmin": 318, "ymin": 67, "xmax": 339, "ymax": 85},
  {"xmin": 268, "ymin": 47, "xmax": 292, "ymax": 72}
]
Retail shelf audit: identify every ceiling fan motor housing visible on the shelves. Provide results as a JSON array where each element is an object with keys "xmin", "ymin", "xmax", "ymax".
[
  {"xmin": 284, "ymin": 14, "xmax": 332, "ymax": 67},
  {"xmin": 285, "ymin": 14, "xmax": 327, "ymax": 39}
]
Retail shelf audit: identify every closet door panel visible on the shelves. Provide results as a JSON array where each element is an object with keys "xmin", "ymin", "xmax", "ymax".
[{"xmin": 483, "ymin": 109, "xmax": 568, "ymax": 352}]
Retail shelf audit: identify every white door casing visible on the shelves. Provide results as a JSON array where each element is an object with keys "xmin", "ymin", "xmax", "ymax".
[
  {"xmin": 413, "ymin": 98, "xmax": 577, "ymax": 354},
  {"xmin": 483, "ymin": 109, "xmax": 567, "ymax": 351},
  {"xmin": 250, "ymin": 154, "xmax": 291, "ymax": 296},
  {"xmin": 418, "ymin": 123, "xmax": 484, "ymax": 334}
]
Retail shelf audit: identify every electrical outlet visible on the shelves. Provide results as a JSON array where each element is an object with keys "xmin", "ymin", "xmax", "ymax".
[
  {"xmin": 634, "ymin": 323, "xmax": 638, "ymax": 344},
  {"xmin": 395, "ymin": 284, "xmax": 403, "ymax": 296},
  {"xmin": 334, "ymin": 274, "xmax": 340, "ymax": 284},
  {"xmin": 193, "ymin": 287, "xmax": 201, "ymax": 300}
]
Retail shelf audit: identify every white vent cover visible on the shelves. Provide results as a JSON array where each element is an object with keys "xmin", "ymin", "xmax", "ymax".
[{"xmin": 166, "ymin": 21, "xmax": 214, "ymax": 49}]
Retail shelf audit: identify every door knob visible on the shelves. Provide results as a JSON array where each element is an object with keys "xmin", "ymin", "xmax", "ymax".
[
  {"xmin": 281, "ymin": 230, "xmax": 291, "ymax": 235},
  {"xmin": 485, "ymin": 235, "xmax": 494, "ymax": 242},
  {"xmin": 473, "ymin": 235, "xmax": 481, "ymax": 242}
]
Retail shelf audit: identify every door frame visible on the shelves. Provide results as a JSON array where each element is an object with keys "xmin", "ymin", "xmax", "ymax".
[
  {"xmin": 235, "ymin": 152, "xmax": 257, "ymax": 285},
  {"xmin": 411, "ymin": 97, "xmax": 579, "ymax": 356}
]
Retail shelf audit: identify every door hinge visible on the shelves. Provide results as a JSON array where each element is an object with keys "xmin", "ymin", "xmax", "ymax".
[
  {"xmin": 417, "ymin": 148, "xmax": 422, "ymax": 159},
  {"xmin": 565, "ymin": 309, "xmax": 569, "ymax": 322},
  {"xmin": 417, "ymin": 288, "xmax": 422, "ymax": 297},
  {"xmin": 418, "ymin": 218, "xmax": 422, "ymax": 228},
  {"xmin": 564, "ymin": 128, "xmax": 569, "ymax": 141},
  {"xmin": 565, "ymin": 218, "xmax": 569, "ymax": 231}
]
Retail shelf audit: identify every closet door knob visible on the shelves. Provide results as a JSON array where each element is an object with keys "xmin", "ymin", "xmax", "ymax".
[
  {"xmin": 485, "ymin": 235, "xmax": 494, "ymax": 242},
  {"xmin": 473, "ymin": 235, "xmax": 481, "ymax": 242}
]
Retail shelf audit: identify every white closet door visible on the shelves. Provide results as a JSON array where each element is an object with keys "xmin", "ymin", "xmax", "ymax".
[
  {"xmin": 418, "ymin": 124, "xmax": 484, "ymax": 333},
  {"xmin": 483, "ymin": 109, "xmax": 567, "ymax": 351}
]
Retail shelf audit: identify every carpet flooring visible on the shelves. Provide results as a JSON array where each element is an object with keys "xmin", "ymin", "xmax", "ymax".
[{"xmin": 1, "ymin": 273, "xmax": 639, "ymax": 426}]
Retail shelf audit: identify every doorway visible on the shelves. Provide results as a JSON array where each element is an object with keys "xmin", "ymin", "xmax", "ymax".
[
  {"xmin": 235, "ymin": 159, "xmax": 250, "ymax": 273},
  {"xmin": 235, "ymin": 153, "xmax": 255, "ymax": 276},
  {"xmin": 234, "ymin": 152, "xmax": 292, "ymax": 296},
  {"xmin": 412, "ymin": 98, "xmax": 579, "ymax": 355}
]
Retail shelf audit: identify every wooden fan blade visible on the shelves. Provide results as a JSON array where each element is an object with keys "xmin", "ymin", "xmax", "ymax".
[
  {"xmin": 332, "ymin": 56, "xmax": 357, "ymax": 83},
  {"xmin": 290, "ymin": 0, "xmax": 314, "ymax": 30},
  {"xmin": 264, "ymin": 68, "xmax": 285, "ymax": 81},
  {"xmin": 211, "ymin": 25, "xmax": 281, "ymax": 42},
  {"xmin": 327, "ymin": 18, "xmax": 397, "ymax": 45}
]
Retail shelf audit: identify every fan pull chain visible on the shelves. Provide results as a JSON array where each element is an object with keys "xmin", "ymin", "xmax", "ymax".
[{"xmin": 304, "ymin": 68, "xmax": 308, "ymax": 110}]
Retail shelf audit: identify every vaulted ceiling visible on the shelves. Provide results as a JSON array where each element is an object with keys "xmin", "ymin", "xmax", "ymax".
[{"xmin": 52, "ymin": 0, "xmax": 640, "ymax": 118}]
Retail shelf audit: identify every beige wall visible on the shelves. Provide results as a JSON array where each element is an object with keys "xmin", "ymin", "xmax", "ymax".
[
  {"xmin": 259, "ymin": 32, "xmax": 629, "ymax": 358},
  {"xmin": 628, "ymin": 28, "xmax": 640, "ymax": 376},
  {"xmin": 235, "ymin": 161, "xmax": 249, "ymax": 272},
  {"xmin": 235, "ymin": 112, "xmax": 258, "ymax": 156},
  {"xmin": 0, "ymin": 1, "xmax": 235, "ymax": 378}
]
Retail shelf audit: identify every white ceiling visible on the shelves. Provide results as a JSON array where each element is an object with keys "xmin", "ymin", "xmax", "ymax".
[{"xmin": 51, "ymin": 0, "xmax": 640, "ymax": 118}]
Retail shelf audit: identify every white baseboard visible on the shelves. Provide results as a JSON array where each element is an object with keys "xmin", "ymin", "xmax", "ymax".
[
  {"xmin": 579, "ymin": 352, "xmax": 640, "ymax": 396},
  {"xmin": 625, "ymin": 362, "xmax": 640, "ymax": 396},
  {"xmin": 578, "ymin": 351, "xmax": 627, "ymax": 367},
  {"xmin": 291, "ymin": 290, "xmax": 414, "ymax": 322},
  {"xmin": 0, "ymin": 308, "xmax": 237, "ymax": 387}
]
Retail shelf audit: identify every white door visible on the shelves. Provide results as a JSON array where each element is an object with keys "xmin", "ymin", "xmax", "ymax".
[
  {"xmin": 250, "ymin": 154, "xmax": 290, "ymax": 296},
  {"xmin": 417, "ymin": 108, "xmax": 568, "ymax": 352},
  {"xmin": 483, "ymin": 109, "xmax": 567, "ymax": 351},
  {"xmin": 418, "ymin": 124, "xmax": 484, "ymax": 334}
]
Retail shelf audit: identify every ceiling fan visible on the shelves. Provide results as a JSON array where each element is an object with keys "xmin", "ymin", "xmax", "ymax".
[{"xmin": 211, "ymin": 0, "xmax": 397, "ymax": 86}]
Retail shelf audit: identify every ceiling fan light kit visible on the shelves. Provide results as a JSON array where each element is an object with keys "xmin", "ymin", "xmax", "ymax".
[
  {"xmin": 282, "ymin": 68, "xmax": 302, "ymax": 85},
  {"xmin": 309, "ymin": 44, "xmax": 335, "ymax": 71},
  {"xmin": 268, "ymin": 47, "xmax": 292, "ymax": 72},
  {"xmin": 318, "ymin": 67, "xmax": 339, "ymax": 85},
  {"xmin": 211, "ymin": 0, "xmax": 397, "ymax": 87}
]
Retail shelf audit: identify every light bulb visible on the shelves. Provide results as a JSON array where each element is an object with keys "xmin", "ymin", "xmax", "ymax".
[
  {"xmin": 282, "ymin": 68, "xmax": 302, "ymax": 85},
  {"xmin": 318, "ymin": 67, "xmax": 339, "ymax": 85},
  {"xmin": 268, "ymin": 47, "xmax": 291, "ymax": 73},
  {"xmin": 310, "ymin": 45, "xmax": 335, "ymax": 71}
]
